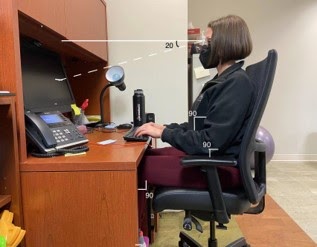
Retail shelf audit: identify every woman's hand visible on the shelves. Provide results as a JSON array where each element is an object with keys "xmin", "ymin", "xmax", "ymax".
[{"xmin": 135, "ymin": 122, "xmax": 166, "ymax": 138}]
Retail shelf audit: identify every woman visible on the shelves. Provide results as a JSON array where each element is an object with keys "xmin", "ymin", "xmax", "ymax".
[{"xmin": 136, "ymin": 15, "xmax": 254, "ymax": 235}]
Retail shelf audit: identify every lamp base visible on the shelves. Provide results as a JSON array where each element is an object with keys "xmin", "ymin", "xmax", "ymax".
[
  {"xmin": 90, "ymin": 121, "xmax": 117, "ymax": 130},
  {"xmin": 85, "ymin": 121, "xmax": 101, "ymax": 128}
]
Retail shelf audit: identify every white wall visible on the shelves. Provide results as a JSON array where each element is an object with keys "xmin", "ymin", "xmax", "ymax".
[
  {"xmin": 189, "ymin": 0, "xmax": 317, "ymax": 161},
  {"xmin": 106, "ymin": 0, "xmax": 187, "ymax": 147},
  {"xmin": 107, "ymin": 0, "xmax": 317, "ymax": 159}
]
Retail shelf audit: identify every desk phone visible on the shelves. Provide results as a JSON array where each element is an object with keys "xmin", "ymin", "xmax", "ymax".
[{"xmin": 25, "ymin": 110, "xmax": 88, "ymax": 153}]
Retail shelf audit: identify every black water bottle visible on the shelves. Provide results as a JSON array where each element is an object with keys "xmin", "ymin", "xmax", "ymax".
[{"xmin": 133, "ymin": 89, "xmax": 145, "ymax": 127}]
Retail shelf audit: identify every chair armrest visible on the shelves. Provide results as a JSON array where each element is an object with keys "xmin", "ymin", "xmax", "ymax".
[
  {"xmin": 181, "ymin": 155, "xmax": 237, "ymax": 168},
  {"xmin": 181, "ymin": 155, "xmax": 237, "ymax": 224},
  {"xmin": 255, "ymin": 139, "xmax": 266, "ymax": 152}
]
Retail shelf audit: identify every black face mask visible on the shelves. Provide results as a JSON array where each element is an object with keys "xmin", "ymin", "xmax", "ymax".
[{"xmin": 199, "ymin": 44, "xmax": 219, "ymax": 69}]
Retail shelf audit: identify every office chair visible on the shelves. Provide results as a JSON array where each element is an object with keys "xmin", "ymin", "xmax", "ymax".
[{"xmin": 152, "ymin": 50, "xmax": 278, "ymax": 247}]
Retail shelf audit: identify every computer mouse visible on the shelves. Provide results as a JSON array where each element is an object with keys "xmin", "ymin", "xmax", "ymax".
[{"xmin": 117, "ymin": 123, "xmax": 133, "ymax": 129}]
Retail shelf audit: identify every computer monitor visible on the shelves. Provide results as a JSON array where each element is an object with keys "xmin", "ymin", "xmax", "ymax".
[{"xmin": 20, "ymin": 37, "xmax": 75, "ymax": 113}]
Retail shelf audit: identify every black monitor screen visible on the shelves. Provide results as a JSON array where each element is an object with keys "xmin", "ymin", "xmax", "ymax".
[{"xmin": 20, "ymin": 37, "xmax": 75, "ymax": 113}]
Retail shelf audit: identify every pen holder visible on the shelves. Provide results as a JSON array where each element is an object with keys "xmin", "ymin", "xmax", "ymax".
[
  {"xmin": 73, "ymin": 110, "xmax": 89, "ymax": 125},
  {"xmin": 79, "ymin": 110, "xmax": 89, "ymax": 125}
]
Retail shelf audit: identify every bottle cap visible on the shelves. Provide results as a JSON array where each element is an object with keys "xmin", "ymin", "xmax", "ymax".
[{"xmin": 134, "ymin": 89, "xmax": 143, "ymax": 94}]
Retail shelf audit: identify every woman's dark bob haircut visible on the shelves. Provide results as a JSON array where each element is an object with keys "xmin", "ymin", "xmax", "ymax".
[{"xmin": 208, "ymin": 15, "xmax": 252, "ymax": 66}]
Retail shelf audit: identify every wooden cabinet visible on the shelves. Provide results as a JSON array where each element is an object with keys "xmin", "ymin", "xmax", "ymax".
[
  {"xmin": 0, "ymin": 95, "xmax": 23, "ymax": 226},
  {"xmin": 20, "ymin": 131, "xmax": 144, "ymax": 246},
  {"xmin": 17, "ymin": 0, "xmax": 66, "ymax": 36},
  {"xmin": 21, "ymin": 170, "xmax": 138, "ymax": 246},
  {"xmin": 18, "ymin": 0, "xmax": 108, "ymax": 61},
  {"xmin": 1, "ymin": 0, "xmax": 110, "ymax": 164},
  {"xmin": 64, "ymin": 0, "xmax": 108, "ymax": 60},
  {"xmin": 0, "ymin": 0, "xmax": 117, "ymax": 245}
]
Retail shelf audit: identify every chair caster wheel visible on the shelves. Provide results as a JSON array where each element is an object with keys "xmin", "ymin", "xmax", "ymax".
[{"xmin": 179, "ymin": 240, "xmax": 190, "ymax": 247}]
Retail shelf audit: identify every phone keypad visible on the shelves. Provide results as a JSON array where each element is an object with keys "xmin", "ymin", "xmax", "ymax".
[
  {"xmin": 53, "ymin": 129, "xmax": 69, "ymax": 143},
  {"xmin": 52, "ymin": 128, "xmax": 85, "ymax": 145}
]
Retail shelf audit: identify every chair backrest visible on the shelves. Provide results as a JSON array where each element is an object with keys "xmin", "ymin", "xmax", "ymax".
[{"xmin": 238, "ymin": 50, "xmax": 278, "ymax": 204}]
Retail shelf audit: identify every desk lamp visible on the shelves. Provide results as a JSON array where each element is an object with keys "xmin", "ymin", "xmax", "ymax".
[{"xmin": 99, "ymin": 66, "xmax": 126, "ymax": 126}]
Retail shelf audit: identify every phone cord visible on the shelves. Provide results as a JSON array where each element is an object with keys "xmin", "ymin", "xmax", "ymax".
[{"xmin": 31, "ymin": 145, "xmax": 89, "ymax": 158}]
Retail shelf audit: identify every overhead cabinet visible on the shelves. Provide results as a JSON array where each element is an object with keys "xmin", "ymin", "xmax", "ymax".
[{"xmin": 17, "ymin": 0, "xmax": 108, "ymax": 60}]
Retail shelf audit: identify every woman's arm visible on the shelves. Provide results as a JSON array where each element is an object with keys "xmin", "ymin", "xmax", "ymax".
[
  {"xmin": 135, "ymin": 122, "xmax": 189, "ymax": 138},
  {"xmin": 164, "ymin": 122, "xmax": 189, "ymax": 130}
]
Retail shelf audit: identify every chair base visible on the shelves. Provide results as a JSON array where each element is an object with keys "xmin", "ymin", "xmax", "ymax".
[
  {"xmin": 179, "ymin": 232, "xmax": 202, "ymax": 247},
  {"xmin": 178, "ymin": 231, "xmax": 250, "ymax": 247}
]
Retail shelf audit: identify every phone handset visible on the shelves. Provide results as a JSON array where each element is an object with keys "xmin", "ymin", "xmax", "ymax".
[{"xmin": 25, "ymin": 111, "xmax": 57, "ymax": 148}]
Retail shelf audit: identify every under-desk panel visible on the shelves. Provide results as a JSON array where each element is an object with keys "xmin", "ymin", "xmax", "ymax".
[{"xmin": 21, "ymin": 170, "xmax": 138, "ymax": 247}]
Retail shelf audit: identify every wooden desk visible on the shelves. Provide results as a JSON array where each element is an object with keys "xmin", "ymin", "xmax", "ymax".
[{"xmin": 20, "ymin": 130, "xmax": 149, "ymax": 247}]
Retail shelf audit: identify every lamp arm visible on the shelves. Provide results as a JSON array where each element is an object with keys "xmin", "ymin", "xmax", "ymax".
[{"xmin": 99, "ymin": 83, "xmax": 112, "ymax": 125}]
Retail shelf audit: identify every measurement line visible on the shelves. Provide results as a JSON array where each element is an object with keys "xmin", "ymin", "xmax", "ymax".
[
  {"xmin": 62, "ymin": 39, "xmax": 204, "ymax": 43},
  {"xmin": 55, "ymin": 78, "xmax": 67, "ymax": 81},
  {"xmin": 87, "ymin": 69, "xmax": 98, "ymax": 74},
  {"xmin": 71, "ymin": 40, "xmax": 189, "ymax": 78},
  {"xmin": 133, "ymin": 57, "xmax": 143, "ymax": 61},
  {"xmin": 193, "ymin": 116, "xmax": 206, "ymax": 131},
  {"xmin": 138, "ymin": 180, "xmax": 148, "ymax": 191},
  {"xmin": 118, "ymin": 61, "xmax": 128, "ymax": 65}
]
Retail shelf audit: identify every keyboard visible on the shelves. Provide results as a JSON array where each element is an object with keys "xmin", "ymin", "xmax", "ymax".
[{"xmin": 123, "ymin": 127, "xmax": 149, "ymax": 142}]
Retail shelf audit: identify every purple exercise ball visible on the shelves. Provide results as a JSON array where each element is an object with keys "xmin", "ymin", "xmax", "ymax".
[{"xmin": 256, "ymin": 126, "xmax": 275, "ymax": 162}]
